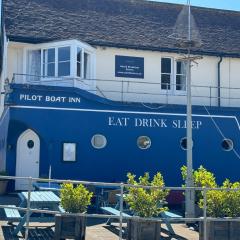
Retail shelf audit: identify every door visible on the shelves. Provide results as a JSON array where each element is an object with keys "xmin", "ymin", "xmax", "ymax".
[{"xmin": 15, "ymin": 129, "xmax": 40, "ymax": 190}]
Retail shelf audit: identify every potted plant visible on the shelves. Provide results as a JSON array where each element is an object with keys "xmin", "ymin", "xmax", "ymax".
[
  {"xmin": 125, "ymin": 172, "xmax": 169, "ymax": 240},
  {"xmin": 54, "ymin": 183, "xmax": 93, "ymax": 240},
  {"xmin": 198, "ymin": 179, "xmax": 240, "ymax": 240},
  {"xmin": 0, "ymin": 171, "xmax": 8, "ymax": 195}
]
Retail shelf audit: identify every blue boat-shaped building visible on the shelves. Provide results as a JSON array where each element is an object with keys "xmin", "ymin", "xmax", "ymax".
[{"xmin": 0, "ymin": 0, "xmax": 240, "ymax": 190}]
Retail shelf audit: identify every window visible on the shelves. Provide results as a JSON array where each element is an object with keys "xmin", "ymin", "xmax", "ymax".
[
  {"xmin": 43, "ymin": 48, "xmax": 55, "ymax": 77},
  {"xmin": 180, "ymin": 137, "xmax": 193, "ymax": 150},
  {"xmin": 27, "ymin": 140, "xmax": 34, "ymax": 149},
  {"xmin": 161, "ymin": 58, "xmax": 172, "ymax": 90},
  {"xmin": 63, "ymin": 143, "xmax": 76, "ymax": 162},
  {"xmin": 43, "ymin": 47, "xmax": 70, "ymax": 77},
  {"xmin": 221, "ymin": 139, "xmax": 233, "ymax": 151},
  {"xmin": 176, "ymin": 61, "xmax": 186, "ymax": 91},
  {"xmin": 91, "ymin": 135, "xmax": 107, "ymax": 149},
  {"xmin": 137, "ymin": 136, "xmax": 151, "ymax": 149},
  {"xmin": 77, "ymin": 47, "xmax": 82, "ymax": 77},
  {"xmin": 180, "ymin": 137, "xmax": 187, "ymax": 150},
  {"xmin": 39, "ymin": 43, "xmax": 93, "ymax": 79},
  {"xmin": 58, "ymin": 47, "xmax": 70, "ymax": 76},
  {"xmin": 27, "ymin": 50, "xmax": 41, "ymax": 81},
  {"xmin": 84, "ymin": 52, "xmax": 90, "ymax": 79}
]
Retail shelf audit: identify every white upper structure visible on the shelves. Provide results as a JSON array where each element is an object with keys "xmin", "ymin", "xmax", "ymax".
[{"xmin": 1, "ymin": 0, "xmax": 240, "ymax": 113}]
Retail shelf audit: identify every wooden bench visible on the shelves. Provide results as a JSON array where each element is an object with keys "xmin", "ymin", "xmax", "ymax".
[
  {"xmin": 101, "ymin": 206, "xmax": 131, "ymax": 226},
  {"xmin": 4, "ymin": 205, "xmax": 21, "ymax": 223},
  {"xmin": 160, "ymin": 211, "xmax": 183, "ymax": 235},
  {"xmin": 101, "ymin": 206, "xmax": 182, "ymax": 235},
  {"xmin": 161, "ymin": 211, "xmax": 182, "ymax": 220},
  {"xmin": 101, "ymin": 207, "xmax": 131, "ymax": 217}
]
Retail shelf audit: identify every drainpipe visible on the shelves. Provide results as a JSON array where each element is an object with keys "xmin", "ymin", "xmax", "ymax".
[{"xmin": 217, "ymin": 56, "xmax": 223, "ymax": 107}]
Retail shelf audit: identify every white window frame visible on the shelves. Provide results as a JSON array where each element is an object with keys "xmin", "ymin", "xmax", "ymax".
[
  {"xmin": 160, "ymin": 57, "xmax": 173, "ymax": 94},
  {"xmin": 22, "ymin": 39, "xmax": 96, "ymax": 81},
  {"xmin": 160, "ymin": 57, "xmax": 187, "ymax": 95},
  {"xmin": 174, "ymin": 60, "xmax": 187, "ymax": 95},
  {"xmin": 41, "ymin": 45, "xmax": 71, "ymax": 78}
]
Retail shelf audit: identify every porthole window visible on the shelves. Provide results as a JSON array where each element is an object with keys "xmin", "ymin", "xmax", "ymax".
[
  {"xmin": 91, "ymin": 134, "xmax": 107, "ymax": 149},
  {"xmin": 137, "ymin": 136, "xmax": 151, "ymax": 150},
  {"xmin": 221, "ymin": 139, "xmax": 233, "ymax": 151},
  {"xmin": 180, "ymin": 137, "xmax": 193, "ymax": 150},
  {"xmin": 180, "ymin": 138, "xmax": 187, "ymax": 150},
  {"xmin": 27, "ymin": 140, "xmax": 34, "ymax": 149}
]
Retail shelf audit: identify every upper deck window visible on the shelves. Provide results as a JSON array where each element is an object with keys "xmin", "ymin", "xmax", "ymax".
[
  {"xmin": 161, "ymin": 58, "xmax": 172, "ymax": 90},
  {"xmin": 161, "ymin": 58, "xmax": 186, "ymax": 93},
  {"xmin": 77, "ymin": 47, "xmax": 82, "ymax": 77},
  {"xmin": 43, "ymin": 48, "xmax": 55, "ymax": 77},
  {"xmin": 176, "ymin": 61, "xmax": 186, "ymax": 91},
  {"xmin": 43, "ymin": 47, "xmax": 71, "ymax": 77},
  {"xmin": 58, "ymin": 47, "xmax": 71, "ymax": 77},
  {"xmin": 25, "ymin": 40, "xmax": 95, "ymax": 80}
]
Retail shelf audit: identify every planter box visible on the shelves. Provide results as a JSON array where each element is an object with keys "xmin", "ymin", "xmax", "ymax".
[
  {"xmin": 54, "ymin": 214, "xmax": 86, "ymax": 240},
  {"xmin": 127, "ymin": 218, "xmax": 161, "ymax": 240},
  {"xmin": 199, "ymin": 220, "xmax": 240, "ymax": 240}
]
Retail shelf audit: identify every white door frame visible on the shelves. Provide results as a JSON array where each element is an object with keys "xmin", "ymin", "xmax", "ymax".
[{"xmin": 15, "ymin": 129, "xmax": 40, "ymax": 190}]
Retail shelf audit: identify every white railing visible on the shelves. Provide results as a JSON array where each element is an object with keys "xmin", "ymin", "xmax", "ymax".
[
  {"xmin": 11, "ymin": 73, "xmax": 240, "ymax": 107},
  {"xmin": 1, "ymin": 175, "xmax": 240, "ymax": 240}
]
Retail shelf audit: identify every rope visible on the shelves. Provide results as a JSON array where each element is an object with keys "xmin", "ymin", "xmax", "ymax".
[{"xmin": 193, "ymin": 86, "xmax": 240, "ymax": 160}]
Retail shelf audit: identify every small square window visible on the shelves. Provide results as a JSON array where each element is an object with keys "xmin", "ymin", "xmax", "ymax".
[{"xmin": 63, "ymin": 143, "xmax": 76, "ymax": 162}]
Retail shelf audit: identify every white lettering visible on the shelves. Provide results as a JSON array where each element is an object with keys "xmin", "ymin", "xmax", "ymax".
[
  {"xmin": 69, "ymin": 97, "xmax": 81, "ymax": 103},
  {"xmin": 108, "ymin": 117, "xmax": 129, "ymax": 127},
  {"xmin": 19, "ymin": 94, "xmax": 42, "ymax": 101}
]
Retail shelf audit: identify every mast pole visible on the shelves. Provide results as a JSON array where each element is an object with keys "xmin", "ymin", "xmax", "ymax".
[{"xmin": 185, "ymin": 0, "xmax": 195, "ymax": 219}]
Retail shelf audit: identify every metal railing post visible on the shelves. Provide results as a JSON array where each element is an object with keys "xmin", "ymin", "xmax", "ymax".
[
  {"xmin": 25, "ymin": 177, "xmax": 32, "ymax": 240},
  {"xmin": 203, "ymin": 188, "xmax": 207, "ymax": 240},
  {"xmin": 209, "ymin": 86, "xmax": 212, "ymax": 107},
  {"xmin": 121, "ymin": 79, "xmax": 123, "ymax": 102},
  {"xmin": 119, "ymin": 183, "xmax": 124, "ymax": 240}
]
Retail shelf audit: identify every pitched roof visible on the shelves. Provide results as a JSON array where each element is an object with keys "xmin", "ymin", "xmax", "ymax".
[{"xmin": 3, "ymin": 0, "xmax": 240, "ymax": 57}]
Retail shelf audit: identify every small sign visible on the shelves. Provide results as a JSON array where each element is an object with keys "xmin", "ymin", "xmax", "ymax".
[{"xmin": 115, "ymin": 55, "xmax": 144, "ymax": 78}]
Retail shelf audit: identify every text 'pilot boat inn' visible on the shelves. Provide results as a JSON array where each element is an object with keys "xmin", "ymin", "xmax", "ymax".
[{"xmin": 0, "ymin": 0, "xmax": 240, "ymax": 190}]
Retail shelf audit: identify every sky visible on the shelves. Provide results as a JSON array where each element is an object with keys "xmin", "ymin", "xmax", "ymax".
[{"xmin": 153, "ymin": 0, "xmax": 240, "ymax": 11}]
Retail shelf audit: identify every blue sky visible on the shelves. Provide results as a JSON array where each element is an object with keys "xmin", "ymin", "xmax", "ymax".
[{"xmin": 153, "ymin": 0, "xmax": 240, "ymax": 11}]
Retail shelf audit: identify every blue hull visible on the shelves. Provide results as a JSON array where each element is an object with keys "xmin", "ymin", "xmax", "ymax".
[{"xmin": 2, "ymin": 84, "xmax": 240, "ymax": 186}]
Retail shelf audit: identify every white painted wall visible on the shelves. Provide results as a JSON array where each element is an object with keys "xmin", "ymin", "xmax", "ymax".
[
  {"xmin": 5, "ymin": 43, "xmax": 240, "ymax": 107},
  {"xmin": 7, "ymin": 46, "xmax": 24, "ymax": 82},
  {"xmin": 95, "ymin": 47, "xmax": 223, "ymax": 106}
]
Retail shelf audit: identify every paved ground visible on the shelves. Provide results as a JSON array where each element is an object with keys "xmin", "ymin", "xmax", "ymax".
[
  {"xmin": 0, "ymin": 194, "xmax": 199, "ymax": 240},
  {"xmin": 0, "ymin": 220, "xmax": 199, "ymax": 240}
]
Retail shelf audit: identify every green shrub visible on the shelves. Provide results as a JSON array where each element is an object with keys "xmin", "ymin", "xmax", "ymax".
[
  {"xmin": 125, "ymin": 172, "xmax": 169, "ymax": 218},
  {"xmin": 181, "ymin": 165, "xmax": 217, "ymax": 202},
  {"xmin": 182, "ymin": 165, "xmax": 240, "ymax": 217},
  {"xmin": 60, "ymin": 183, "xmax": 93, "ymax": 213},
  {"xmin": 198, "ymin": 179, "xmax": 240, "ymax": 217}
]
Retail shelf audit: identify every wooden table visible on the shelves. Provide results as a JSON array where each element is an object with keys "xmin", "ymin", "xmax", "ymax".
[
  {"xmin": 32, "ymin": 182, "xmax": 61, "ymax": 194},
  {"xmin": 13, "ymin": 191, "xmax": 61, "ymax": 235}
]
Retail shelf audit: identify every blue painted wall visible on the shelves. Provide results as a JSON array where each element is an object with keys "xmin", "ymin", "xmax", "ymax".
[
  {"xmin": 4, "ymin": 84, "xmax": 240, "ymax": 186},
  {"xmin": 0, "ymin": 108, "xmax": 9, "ymax": 171}
]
